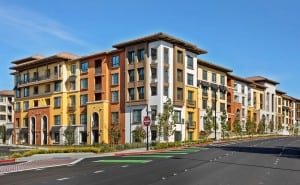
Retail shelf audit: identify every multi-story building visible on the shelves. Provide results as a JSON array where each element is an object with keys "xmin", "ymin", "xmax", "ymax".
[
  {"xmin": 197, "ymin": 59, "xmax": 232, "ymax": 139},
  {"xmin": 247, "ymin": 76, "xmax": 278, "ymax": 133},
  {"xmin": 227, "ymin": 74, "xmax": 253, "ymax": 131},
  {"xmin": 0, "ymin": 90, "xmax": 14, "ymax": 144},
  {"xmin": 112, "ymin": 32, "xmax": 207, "ymax": 142},
  {"xmin": 251, "ymin": 82, "xmax": 266, "ymax": 129},
  {"xmin": 276, "ymin": 90, "xmax": 285, "ymax": 132},
  {"xmin": 295, "ymin": 99, "xmax": 300, "ymax": 134}
]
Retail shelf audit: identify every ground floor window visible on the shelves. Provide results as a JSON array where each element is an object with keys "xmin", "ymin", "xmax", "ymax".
[
  {"xmin": 174, "ymin": 131, "xmax": 181, "ymax": 141},
  {"xmin": 188, "ymin": 132, "xmax": 193, "ymax": 141},
  {"xmin": 54, "ymin": 132, "xmax": 60, "ymax": 143},
  {"xmin": 81, "ymin": 131, "xmax": 87, "ymax": 143},
  {"xmin": 151, "ymin": 130, "xmax": 157, "ymax": 141}
]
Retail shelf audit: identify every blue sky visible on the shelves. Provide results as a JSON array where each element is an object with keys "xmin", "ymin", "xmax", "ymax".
[{"xmin": 0, "ymin": 0, "xmax": 299, "ymax": 98}]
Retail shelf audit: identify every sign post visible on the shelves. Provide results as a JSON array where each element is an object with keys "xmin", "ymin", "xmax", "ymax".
[{"xmin": 143, "ymin": 116, "xmax": 151, "ymax": 150}]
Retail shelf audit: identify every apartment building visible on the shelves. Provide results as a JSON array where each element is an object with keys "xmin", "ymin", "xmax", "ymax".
[
  {"xmin": 10, "ymin": 53, "xmax": 79, "ymax": 145},
  {"xmin": 0, "ymin": 90, "xmax": 14, "ymax": 144},
  {"xmin": 276, "ymin": 90, "xmax": 285, "ymax": 133},
  {"xmin": 112, "ymin": 32, "xmax": 207, "ymax": 142},
  {"xmin": 227, "ymin": 74, "xmax": 253, "ymax": 131},
  {"xmin": 247, "ymin": 76, "xmax": 278, "ymax": 133},
  {"xmin": 197, "ymin": 59, "xmax": 232, "ymax": 139}
]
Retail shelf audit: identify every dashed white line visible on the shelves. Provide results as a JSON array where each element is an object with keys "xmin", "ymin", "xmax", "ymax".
[
  {"xmin": 57, "ymin": 177, "xmax": 70, "ymax": 181},
  {"xmin": 94, "ymin": 170, "xmax": 104, "ymax": 174},
  {"xmin": 122, "ymin": 165, "xmax": 128, "ymax": 168}
]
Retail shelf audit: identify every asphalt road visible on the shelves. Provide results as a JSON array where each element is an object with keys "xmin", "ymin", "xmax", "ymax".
[{"xmin": 1, "ymin": 137, "xmax": 300, "ymax": 185}]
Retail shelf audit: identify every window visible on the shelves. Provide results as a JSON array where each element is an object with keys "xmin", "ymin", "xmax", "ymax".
[
  {"xmin": 137, "ymin": 49, "xmax": 145, "ymax": 61},
  {"xmin": 16, "ymin": 88, "xmax": 21, "ymax": 98},
  {"xmin": 241, "ymin": 85, "xmax": 245, "ymax": 94},
  {"xmin": 70, "ymin": 114, "xmax": 75, "ymax": 125},
  {"xmin": 212, "ymin": 101, "xmax": 216, "ymax": 111},
  {"xmin": 151, "ymin": 48, "xmax": 157, "ymax": 60},
  {"xmin": 0, "ymin": 96, "xmax": 4, "ymax": 103},
  {"xmin": 23, "ymin": 118, "xmax": 29, "ymax": 128},
  {"xmin": 151, "ymin": 67, "xmax": 157, "ymax": 79},
  {"xmin": 177, "ymin": 50, "xmax": 183, "ymax": 63},
  {"xmin": 242, "ymin": 108, "xmax": 245, "ymax": 117},
  {"xmin": 188, "ymin": 112, "xmax": 193, "ymax": 123},
  {"xmin": 33, "ymin": 72, "xmax": 38, "ymax": 81},
  {"xmin": 128, "ymin": 88, "xmax": 134, "ymax": 100},
  {"xmin": 128, "ymin": 70, "xmax": 135, "ymax": 82},
  {"xmin": 111, "ymin": 91, "xmax": 119, "ymax": 103},
  {"xmin": 220, "ymin": 103, "xmax": 225, "ymax": 112},
  {"xmin": 151, "ymin": 106, "xmax": 157, "ymax": 121},
  {"xmin": 0, "ymin": 106, "xmax": 5, "ymax": 112},
  {"xmin": 242, "ymin": 97, "xmax": 245, "ymax": 106},
  {"xmin": 54, "ymin": 132, "xmax": 60, "ymax": 143},
  {"xmin": 111, "ymin": 112, "xmax": 119, "ymax": 124},
  {"xmin": 70, "ymin": 95, "xmax": 76, "ymax": 106},
  {"xmin": 54, "ymin": 97, "xmax": 61, "ymax": 108},
  {"xmin": 34, "ymin": 100, "xmax": 38, "ymax": 107},
  {"xmin": 112, "ymin": 55, "xmax": 120, "ymax": 67},
  {"xmin": 212, "ymin": 73, "xmax": 216, "ymax": 83},
  {"xmin": 177, "ymin": 88, "xmax": 183, "ymax": 100},
  {"xmin": 187, "ymin": 74, "xmax": 193, "ymax": 85},
  {"xmin": 23, "ymin": 101, "xmax": 29, "ymax": 111},
  {"xmin": 138, "ymin": 87, "xmax": 144, "ymax": 99},
  {"xmin": 80, "ymin": 94, "xmax": 88, "ymax": 105},
  {"xmin": 138, "ymin": 68, "xmax": 144, "ymax": 81},
  {"xmin": 151, "ymin": 86, "xmax": 157, "ymax": 96},
  {"xmin": 177, "ymin": 69, "xmax": 183, "ymax": 82},
  {"xmin": 45, "ymin": 98, "xmax": 50, "ymax": 106},
  {"xmin": 174, "ymin": 111, "xmax": 181, "ymax": 124},
  {"xmin": 54, "ymin": 82, "xmax": 61, "ymax": 92},
  {"xmin": 164, "ymin": 86, "xmax": 168, "ymax": 96},
  {"xmin": 80, "ymin": 78, "xmax": 88, "ymax": 90},
  {"xmin": 187, "ymin": 56, "xmax": 193, "ymax": 69},
  {"xmin": 70, "ymin": 81, "xmax": 76, "ymax": 91},
  {"xmin": 202, "ymin": 99, "xmax": 207, "ymax": 109},
  {"xmin": 80, "ymin": 114, "xmax": 87, "ymax": 125},
  {"xmin": 81, "ymin": 61, "xmax": 88, "ymax": 73},
  {"xmin": 111, "ymin": 73, "xmax": 119, "ymax": 85},
  {"xmin": 202, "ymin": 87, "xmax": 208, "ymax": 96},
  {"xmin": 278, "ymin": 98, "xmax": 281, "ymax": 105},
  {"xmin": 133, "ymin": 110, "xmax": 142, "ymax": 124},
  {"xmin": 164, "ymin": 68, "xmax": 169, "ymax": 83},
  {"xmin": 24, "ymin": 87, "xmax": 29, "ymax": 97},
  {"xmin": 128, "ymin": 51, "xmax": 135, "ymax": 64},
  {"xmin": 221, "ymin": 76, "xmax": 225, "ymax": 85},
  {"xmin": 220, "ymin": 91, "xmax": 226, "ymax": 100},
  {"xmin": 24, "ymin": 73, "xmax": 29, "ymax": 83},
  {"xmin": 33, "ymin": 86, "xmax": 38, "ymax": 95},
  {"xmin": 163, "ymin": 47, "xmax": 169, "ymax": 64},
  {"xmin": 16, "ymin": 118, "xmax": 20, "ymax": 128},
  {"xmin": 15, "ymin": 102, "xmax": 21, "ymax": 112},
  {"xmin": 71, "ymin": 64, "xmax": 76, "ymax": 75},
  {"xmin": 45, "ymin": 84, "xmax": 51, "ymax": 93},
  {"xmin": 202, "ymin": 70, "xmax": 207, "ymax": 80},
  {"xmin": 54, "ymin": 115, "xmax": 61, "ymax": 125}
]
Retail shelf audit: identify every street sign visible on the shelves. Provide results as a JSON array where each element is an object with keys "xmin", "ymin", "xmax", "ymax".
[{"xmin": 143, "ymin": 116, "xmax": 151, "ymax": 126}]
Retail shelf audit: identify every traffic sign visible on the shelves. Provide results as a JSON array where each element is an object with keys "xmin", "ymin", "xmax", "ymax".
[{"xmin": 143, "ymin": 116, "xmax": 151, "ymax": 126}]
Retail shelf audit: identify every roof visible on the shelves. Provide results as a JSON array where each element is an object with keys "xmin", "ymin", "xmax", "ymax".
[
  {"xmin": 276, "ymin": 89, "xmax": 286, "ymax": 95},
  {"xmin": 113, "ymin": 32, "xmax": 207, "ymax": 55},
  {"xmin": 246, "ymin": 76, "xmax": 279, "ymax": 85},
  {"xmin": 197, "ymin": 59, "xmax": 233, "ymax": 73},
  {"xmin": 10, "ymin": 52, "xmax": 78, "ymax": 70},
  {"xmin": 11, "ymin": 55, "xmax": 45, "ymax": 64},
  {"xmin": 0, "ymin": 90, "xmax": 14, "ymax": 96},
  {"xmin": 227, "ymin": 73, "xmax": 253, "ymax": 84}
]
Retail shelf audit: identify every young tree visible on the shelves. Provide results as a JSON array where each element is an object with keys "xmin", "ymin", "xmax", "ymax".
[
  {"xmin": 109, "ymin": 124, "xmax": 121, "ymax": 145},
  {"xmin": 132, "ymin": 125, "xmax": 146, "ymax": 143},
  {"xmin": 157, "ymin": 98, "xmax": 176, "ymax": 142},
  {"xmin": 268, "ymin": 120, "xmax": 274, "ymax": 133},
  {"xmin": 64, "ymin": 126, "xmax": 75, "ymax": 145},
  {"xmin": 257, "ymin": 117, "xmax": 266, "ymax": 134},
  {"xmin": 220, "ymin": 110, "xmax": 229, "ymax": 140},
  {"xmin": 277, "ymin": 121, "xmax": 283, "ymax": 131},
  {"xmin": 203, "ymin": 107, "xmax": 214, "ymax": 138},
  {"xmin": 233, "ymin": 119, "xmax": 242, "ymax": 136},
  {"xmin": 0, "ymin": 125, "xmax": 6, "ymax": 143},
  {"xmin": 246, "ymin": 117, "xmax": 256, "ymax": 136}
]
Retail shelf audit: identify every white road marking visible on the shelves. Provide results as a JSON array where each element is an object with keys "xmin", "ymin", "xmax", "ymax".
[
  {"xmin": 94, "ymin": 170, "xmax": 104, "ymax": 174},
  {"xmin": 122, "ymin": 165, "xmax": 128, "ymax": 168},
  {"xmin": 57, "ymin": 177, "xmax": 70, "ymax": 181}
]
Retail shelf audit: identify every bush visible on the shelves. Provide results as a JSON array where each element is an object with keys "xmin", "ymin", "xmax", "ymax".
[{"xmin": 10, "ymin": 152, "xmax": 23, "ymax": 158}]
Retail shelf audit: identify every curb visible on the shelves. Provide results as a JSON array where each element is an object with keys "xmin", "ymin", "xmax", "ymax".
[{"xmin": 0, "ymin": 158, "xmax": 16, "ymax": 165}]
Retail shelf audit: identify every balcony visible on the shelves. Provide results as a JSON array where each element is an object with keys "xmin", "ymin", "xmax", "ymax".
[
  {"xmin": 95, "ymin": 68, "xmax": 103, "ymax": 76},
  {"xmin": 68, "ymin": 104, "xmax": 76, "ymax": 112},
  {"xmin": 17, "ymin": 73, "xmax": 62, "ymax": 87},
  {"xmin": 186, "ymin": 121, "xmax": 196, "ymax": 129},
  {"xmin": 95, "ymin": 84, "xmax": 102, "ymax": 92},
  {"xmin": 186, "ymin": 99, "xmax": 196, "ymax": 108}
]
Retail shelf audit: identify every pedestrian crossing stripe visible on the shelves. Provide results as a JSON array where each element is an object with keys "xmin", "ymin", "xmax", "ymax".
[{"xmin": 93, "ymin": 159, "xmax": 151, "ymax": 163}]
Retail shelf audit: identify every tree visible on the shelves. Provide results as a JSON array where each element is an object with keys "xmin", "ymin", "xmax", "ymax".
[
  {"xmin": 246, "ymin": 117, "xmax": 256, "ymax": 136},
  {"xmin": 0, "ymin": 125, "xmax": 6, "ymax": 143},
  {"xmin": 132, "ymin": 125, "xmax": 146, "ymax": 143},
  {"xmin": 277, "ymin": 121, "xmax": 283, "ymax": 131},
  {"xmin": 109, "ymin": 124, "xmax": 121, "ymax": 145},
  {"xmin": 203, "ymin": 107, "xmax": 214, "ymax": 138},
  {"xmin": 257, "ymin": 116, "xmax": 266, "ymax": 134},
  {"xmin": 268, "ymin": 120, "xmax": 274, "ymax": 133},
  {"xmin": 220, "ymin": 110, "xmax": 229, "ymax": 139},
  {"xmin": 233, "ymin": 119, "xmax": 242, "ymax": 136},
  {"xmin": 64, "ymin": 126, "xmax": 75, "ymax": 145},
  {"xmin": 157, "ymin": 98, "xmax": 176, "ymax": 142}
]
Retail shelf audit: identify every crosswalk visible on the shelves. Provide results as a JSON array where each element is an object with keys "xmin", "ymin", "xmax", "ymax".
[{"xmin": 93, "ymin": 147, "xmax": 209, "ymax": 164}]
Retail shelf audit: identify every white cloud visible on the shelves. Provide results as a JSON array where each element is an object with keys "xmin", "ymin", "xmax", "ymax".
[{"xmin": 0, "ymin": 4, "xmax": 90, "ymax": 47}]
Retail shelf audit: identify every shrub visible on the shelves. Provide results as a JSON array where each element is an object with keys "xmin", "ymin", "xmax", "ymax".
[{"xmin": 10, "ymin": 152, "xmax": 23, "ymax": 158}]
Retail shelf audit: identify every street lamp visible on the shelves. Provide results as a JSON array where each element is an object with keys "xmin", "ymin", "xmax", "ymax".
[
  {"xmin": 129, "ymin": 96, "xmax": 132, "ymax": 144},
  {"xmin": 214, "ymin": 89, "xmax": 217, "ymax": 141}
]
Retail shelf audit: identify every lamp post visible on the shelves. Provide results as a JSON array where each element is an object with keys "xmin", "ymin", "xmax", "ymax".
[
  {"xmin": 214, "ymin": 89, "xmax": 217, "ymax": 141},
  {"xmin": 181, "ymin": 118, "xmax": 184, "ymax": 141},
  {"xmin": 129, "ymin": 96, "xmax": 132, "ymax": 144}
]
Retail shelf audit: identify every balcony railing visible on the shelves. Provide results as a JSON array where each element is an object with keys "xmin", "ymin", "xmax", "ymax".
[
  {"xmin": 95, "ymin": 68, "xmax": 102, "ymax": 76},
  {"xmin": 68, "ymin": 104, "xmax": 76, "ymax": 112},
  {"xmin": 17, "ymin": 73, "xmax": 62, "ymax": 87},
  {"xmin": 186, "ymin": 121, "xmax": 196, "ymax": 129},
  {"xmin": 95, "ymin": 84, "xmax": 102, "ymax": 92},
  {"xmin": 186, "ymin": 99, "xmax": 196, "ymax": 108}
]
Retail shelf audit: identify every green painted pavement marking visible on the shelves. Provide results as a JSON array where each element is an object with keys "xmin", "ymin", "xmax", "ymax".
[
  {"xmin": 124, "ymin": 155, "xmax": 172, "ymax": 158},
  {"xmin": 94, "ymin": 159, "xmax": 151, "ymax": 163},
  {"xmin": 159, "ymin": 152, "xmax": 188, "ymax": 155},
  {"xmin": 171, "ymin": 150, "xmax": 200, "ymax": 152}
]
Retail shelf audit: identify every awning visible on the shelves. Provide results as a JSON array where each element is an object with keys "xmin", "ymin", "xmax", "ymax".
[
  {"xmin": 51, "ymin": 126, "xmax": 62, "ymax": 132},
  {"xmin": 210, "ymin": 83, "xmax": 219, "ymax": 91},
  {"xmin": 201, "ymin": 81, "xmax": 209, "ymax": 87},
  {"xmin": 66, "ymin": 76, "xmax": 76, "ymax": 82},
  {"xmin": 219, "ymin": 85, "xmax": 227, "ymax": 92}
]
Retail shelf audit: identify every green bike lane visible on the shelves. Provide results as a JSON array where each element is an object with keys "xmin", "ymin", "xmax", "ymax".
[{"xmin": 93, "ymin": 146, "xmax": 209, "ymax": 164}]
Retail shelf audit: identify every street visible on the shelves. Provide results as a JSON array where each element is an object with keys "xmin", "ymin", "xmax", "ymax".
[{"xmin": 1, "ymin": 137, "xmax": 300, "ymax": 185}]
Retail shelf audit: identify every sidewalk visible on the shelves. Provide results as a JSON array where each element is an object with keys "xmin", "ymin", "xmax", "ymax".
[{"xmin": 0, "ymin": 148, "xmax": 147, "ymax": 175}]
